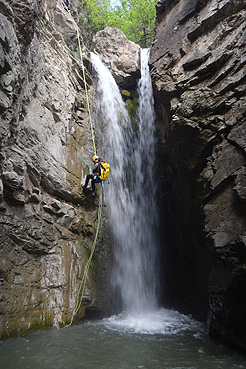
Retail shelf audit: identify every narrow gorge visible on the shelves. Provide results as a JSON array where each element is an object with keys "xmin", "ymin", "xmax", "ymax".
[{"xmin": 0, "ymin": 0, "xmax": 246, "ymax": 358}]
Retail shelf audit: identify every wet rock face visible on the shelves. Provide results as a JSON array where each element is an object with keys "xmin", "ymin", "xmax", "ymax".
[
  {"xmin": 0, "ymin": 0, "xmax": 111, "ymax": 338},
  {"xmin": 150, "ymin": 0, "xmax": 246, "ymax": 351},
  {"xmin": 92, "ymin": 27, "xmax": 141, "ymax": 88}
]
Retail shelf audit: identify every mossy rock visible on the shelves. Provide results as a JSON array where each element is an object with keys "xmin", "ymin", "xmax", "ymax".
[{"xmin": 121, "ymin": 89, "xmax": 131, "ymax": 98}]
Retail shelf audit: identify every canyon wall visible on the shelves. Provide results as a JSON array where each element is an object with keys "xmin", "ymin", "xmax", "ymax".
[
  {"xmin": 0, "ymin": 0, "xmax": 112, "ymax": 338},
  {"xmin": 1, "ymin": 0, "xmax": 246, "ymax": 353},
  {"xmin": 0, "ymin": 0, "xmax": 142, "ymax": 339},
  {"xmin": 150, "ymin": 0, "xmax": 246, "ymax": 351}
]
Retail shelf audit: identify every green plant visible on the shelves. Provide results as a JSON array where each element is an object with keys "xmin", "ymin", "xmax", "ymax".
[
  {"xmin": 82, "ymin": 0, "xmax": 158, "ymax": 48},
  {"xmin": 125, "ymin": 89, "xmax": 139, "ymax": 130},
  {"xmin": 56, "ymin": 197, "xmax": 66, "ymax": 204},
  {"xmin": 207, "ymin": 159, "xmax": 213, "ymax": 170},
  {"xmin": 81, "ymin": 242, "xmax": 94, "ymax": 260},
  {"xmin": 121, "ymin": 89, "xmax": 131, "ymax": 97},
  {"xmin": 126, "ymin": 99, "xmax": 137, "ymax": 120}
]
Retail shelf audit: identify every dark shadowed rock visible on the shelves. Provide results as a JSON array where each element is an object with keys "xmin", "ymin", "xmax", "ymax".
[{"xmin": 150, "ymin": 0, "xmax": 246, "ymax": 352}]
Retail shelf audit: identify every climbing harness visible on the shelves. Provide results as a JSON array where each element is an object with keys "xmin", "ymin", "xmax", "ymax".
[{"xmin": 62, "ymin": 3, "xmax": 102, "ymax": 326}]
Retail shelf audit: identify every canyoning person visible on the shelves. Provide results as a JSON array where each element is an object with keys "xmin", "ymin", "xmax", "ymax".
[
  {"xmin": 82, "ymin": 155, "xmax": 110, "ymax": 196},
  {"xmin": 62, "ymin": 0, "xmax": 70, "ymax": 11}
]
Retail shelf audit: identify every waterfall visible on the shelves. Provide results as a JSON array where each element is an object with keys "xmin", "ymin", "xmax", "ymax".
[{"xmin": 91, "ymin": 49, "xmax": 159, "ymax": 314}]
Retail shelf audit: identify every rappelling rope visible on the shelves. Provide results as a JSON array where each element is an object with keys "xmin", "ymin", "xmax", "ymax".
[
  {"xmin": 62, "ymin": 2, "xmax": 103, "ymax": 326},
  {"xmin": 74, "ymin": 21, "xmax": 97, "ymax": 156},
  {"xmin": 62, "ymin": 2, "xmax": 96, "ymax": 156},
  {"xmin": 67, "ymin": 184, "xmax": 103, "ymax": 326}
]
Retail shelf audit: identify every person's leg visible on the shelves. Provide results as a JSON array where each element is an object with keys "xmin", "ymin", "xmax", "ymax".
[
  {"xmin": 83, "ymin": 174, "xmax": 93, "ymax": 189},
  {"xmin": 91, "ymin": 177, "xmax": 102, "ymax": 195},
  {"xmin": 91, "ymin": 179, "xmax": 96, "ymax": 193}
]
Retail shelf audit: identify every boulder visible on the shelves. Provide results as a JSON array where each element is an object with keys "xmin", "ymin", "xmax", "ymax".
[{"xmin": 92, "ymin": 27, "xmax": 141, "ymax": 88}]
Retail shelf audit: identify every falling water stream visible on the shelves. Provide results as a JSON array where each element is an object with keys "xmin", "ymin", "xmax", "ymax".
[
  {"xmin": 91, "ymin": 49, "xmax": 158, "ymax": 313},
  {"xmin": 1, "ymin": 51, "xmax": 246, "ymax": 369}
]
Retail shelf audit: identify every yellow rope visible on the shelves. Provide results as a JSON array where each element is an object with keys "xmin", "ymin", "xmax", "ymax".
[
  {"xmin": 67, "ymin": 184, "xmax": 103, "ymax": 326},
  {"xmin": 62, "ymin": 2, "xmax": 103, "ymax": 326},
  {"xmin": 75, "ymin": 25, "xmax": 97, "ymax": 156},
  {"xmin": 65, "ymin": 3, "xmax": 97, "ymax": 156}
]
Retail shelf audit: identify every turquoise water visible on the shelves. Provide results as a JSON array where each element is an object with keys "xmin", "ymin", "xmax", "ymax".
[{"xmin": 1, "ymin": 309, "xmax": 245, "ymax": 369}]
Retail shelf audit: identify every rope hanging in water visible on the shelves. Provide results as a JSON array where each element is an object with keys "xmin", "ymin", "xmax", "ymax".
[{"xmin": 62, "ymin": 3, "xmax": 102, "ymax": 326}]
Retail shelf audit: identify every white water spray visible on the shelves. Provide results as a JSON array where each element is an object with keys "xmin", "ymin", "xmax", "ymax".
[{"xmin": 91, "ymin": 49, "xmax": 159, "ymax": 314}]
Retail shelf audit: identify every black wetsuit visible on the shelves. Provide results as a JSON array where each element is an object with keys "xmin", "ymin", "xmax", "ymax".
[{"xmin": 84, "ymin": 163, "xmax": 102, "ymax": 193}]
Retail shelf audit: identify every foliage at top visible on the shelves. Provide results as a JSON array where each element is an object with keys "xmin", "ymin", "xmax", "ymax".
[{"xmin": 80, "ymin": 0, "xmax": 158, "ymax": 48}]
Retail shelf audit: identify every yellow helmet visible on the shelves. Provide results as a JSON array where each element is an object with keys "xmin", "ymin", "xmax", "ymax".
[{"xmin": 92, "ymin": 155, "xmax": 99, "ymax": 162}]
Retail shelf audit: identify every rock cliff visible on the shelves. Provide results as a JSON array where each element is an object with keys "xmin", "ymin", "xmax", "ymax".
[
  {"xmin": 0, "ymin": 0, "xmax": 112, "ymax": 338},
  {"xmin": 150, "ymin": 0, "xmax": 246, "ymax": 352}
]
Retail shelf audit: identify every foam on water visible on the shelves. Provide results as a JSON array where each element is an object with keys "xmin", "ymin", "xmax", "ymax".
[{"xmin": 100, "ymin": 309, "xmax": 205, "ymax": 336}]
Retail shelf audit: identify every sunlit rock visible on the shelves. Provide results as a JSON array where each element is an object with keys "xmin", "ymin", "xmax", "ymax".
[
  {"xmin": 92, "ymin": 27, "xmax": 141, "ymax": 88},
  {"xmin": 0, "ymin": 0, "xmax": 110, "ymax": 338}
]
